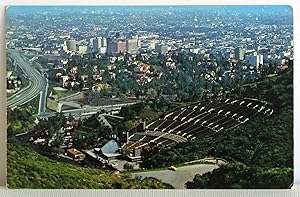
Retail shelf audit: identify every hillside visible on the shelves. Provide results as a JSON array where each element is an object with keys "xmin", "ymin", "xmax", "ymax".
[
  {"xmin": 6, "ymin": 66, "xmax": 293, "ymax": 189},
  {"xmin": 142, "ymin": 69, "xmax": 293, "ymax": 188},
  {"xmin": 7, "ymin": 141, "xmax": 173, "ymax": 189}
]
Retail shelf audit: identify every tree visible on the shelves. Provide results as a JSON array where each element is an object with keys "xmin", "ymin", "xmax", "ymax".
[{"xmin": 123, "ymin": 163, "xmax": 134, "ymax": 171}]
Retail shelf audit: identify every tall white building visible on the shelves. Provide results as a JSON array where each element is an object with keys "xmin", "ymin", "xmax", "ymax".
[
  {"xmin": 246, "ymin": 54, "xmax": 263, "ymax": 67},
  {"xmin": 126, "ymin": 38, "xmax": 139, "ymax": 54},
  {"xmin": 92, "ymin": 37, "xmax": 107, "ymax": 53},
  {"xmin": 235, "ymin": 47, "xmax": 245, "ymax": 60},
  {"xmin": 77, "ymin": 44, "xmax": 88, "ymax": 54},
  {"xmin": 258, "ymin": 54, "xmax": 263, "ymax": 65}
]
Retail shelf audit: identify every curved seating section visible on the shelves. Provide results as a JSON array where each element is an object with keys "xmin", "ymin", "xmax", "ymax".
[{"xmin": 124, "ymin": 98, "xmax": 273, "ymax": 150}]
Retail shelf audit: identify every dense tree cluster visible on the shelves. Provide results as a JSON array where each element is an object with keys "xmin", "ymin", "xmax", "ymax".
[
  {"xmin": 185, "ymin": 163, "xmax": 293, "ymax": 189},
  {"xmin": 47, "ymin": 52, "xmax": 269, "ymax": 102},
  {"xmin": 72, "ymin": 113, "xmax": 127, "ymax": 149},
  {"xmin": 7, "ymin": 108, "xmax": 35, "ymax": 136}
]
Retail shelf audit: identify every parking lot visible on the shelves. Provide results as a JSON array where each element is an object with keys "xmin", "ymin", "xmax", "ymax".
[{"xmin": 132, "ymin": 163, "xmax": 220, "ymax": 189}]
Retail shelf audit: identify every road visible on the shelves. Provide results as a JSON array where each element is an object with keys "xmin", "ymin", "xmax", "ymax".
[
  {"xmin": 36, "ymin": 101, "xmax": 138, "ymax": 118},
  {"xmin": 132, "ymin": 163, "xmax": 221, "ymax": 189},
  {"xmin": 7, "ymin": 50, "xmax": 48, "ymax": 115},
  {"xmin": 6, "ymin": 50, "xmax": 137, "ymax": 118}
]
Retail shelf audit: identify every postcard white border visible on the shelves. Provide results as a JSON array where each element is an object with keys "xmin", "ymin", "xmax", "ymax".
[{"xmin": 0, "ymin": 0, "xmax": 299, "ymax": 196}]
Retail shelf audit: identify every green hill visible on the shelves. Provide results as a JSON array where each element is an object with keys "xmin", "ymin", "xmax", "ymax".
[
  {"xmin": 142, "ymin": 69, "xmax": 293, "ymax": 188},
  {"xmin": 7, "ymin": 142, "xmax": 173, "ymax": 189}
]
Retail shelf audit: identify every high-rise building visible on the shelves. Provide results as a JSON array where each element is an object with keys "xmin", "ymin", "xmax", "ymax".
[
  {"xmin": 99, "ymin": 47, "xmax": 107, "ymax": 54},
  {"xmin": 107, "ymin": 39, "xmax": 126, "ymax": 54},
  {"xmin": 107, "ymin": 39, "xmax": 117, "ymax": 54},
  {"xmin": 149, "ymin": 40, "xmax": 156, "ymax": 50},
  {"xmin": 101, "ymin": 37, "xmax": 107, "ymax": 48},
  {"xmin": 92, "ymin": 37, "xmax": 101, "ymax": 51},
  {"xmin": 126, "ymin": 38, "xmax": 138, "ymax": 54},
  {"xmin": 245, "ymin": 54, "xmax": 263, "ymax": 67},
  {"xmin": 77, "ymin": 44, "xmax": 88, "ymax": 54},
  {"xmin": 116, "ymin": 40, "xmax": 126, "ymax": 53},
  {"xmin": 156, "ymin": 44, "xmax": 170, "ymax": 55},
  {"xmin": 258, "ymin": 54, "xmax": 264, "ymax": 65},
  {"xmin": 66, "ymin": 39, "xmax": 76, "ymax": 52},
  {"xmin": 92, "ymin": 37, "xmax": 107, "ymax": 53},
  {"xmin": 235, "ymin": 47, "xmax": 245, "ymax": 60}
]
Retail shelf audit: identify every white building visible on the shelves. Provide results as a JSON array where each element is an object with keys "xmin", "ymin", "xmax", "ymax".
[
  {"xmin": 235, "ymin": 47, "xmax": 245, "ymax": 60},
  {"xmin": 245, "ymin": 54, "xmax": 263, "ymax": 67},
  {"xmin": 126, "ymin": 38, "xmax": 139, "ymax": 54},
  {"xmin": 92, "ymin": 37, "xmax": 107, "ymax": 53},
  {"xmin": 77, "ymin": 45, "xmax": 88, "ymax": 54}
]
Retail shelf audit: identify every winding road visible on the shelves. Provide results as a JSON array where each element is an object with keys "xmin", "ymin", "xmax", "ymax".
[
  {"xmin": 7, "ymin": 50, "xmax": 48, "ymax": 114},
  {"xmin": 132, "ymin": 163, "xmax": 221, "ymax": 189}
]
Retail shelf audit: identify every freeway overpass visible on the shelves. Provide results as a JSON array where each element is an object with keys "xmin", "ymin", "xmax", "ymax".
[
  {"xmin": 36, "ymin": 101, "xmax": 138, "ymax": 119},
  {"xmin": 7, "ymin": 50, "xmax": 48, "ymax": 115}
]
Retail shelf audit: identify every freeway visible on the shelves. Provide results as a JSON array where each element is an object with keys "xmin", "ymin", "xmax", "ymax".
[
  {"xmin": 7, "ymin": 50, "xmax": 137, "ymax": 118},
  {"xmin": 7, "ymin": 50, "xmax": 48, "ymax": 114}
]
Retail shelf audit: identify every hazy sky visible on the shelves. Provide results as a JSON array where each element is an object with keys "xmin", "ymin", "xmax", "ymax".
[{"xmin": 6, "ymin": 5, "xmax": 292, "ymax": 14}]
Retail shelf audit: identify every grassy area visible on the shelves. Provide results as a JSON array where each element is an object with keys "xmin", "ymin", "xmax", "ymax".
[
  {"xmin": 10, "ymin": 121, "xmax": 22, "ymax": 130},
  {"xmin": 139, "ymin": 108, "xmax": 164, "ymax": 124},
  {"xmin": 46, "ymin": 98, "xmax": 58, "ymax": 111},
  {"xmin": 7, "ymin": 109, "xmax": 35, "ymax": 136},
  {"xmin": 7, "ymin": 142, "xmax": 173, "ymax": 189},
  {"xmin": 242, "ymin": 72, "xmax": 283, "ymax": 88},
  {"xmin": 7, "ymin": 92, "xmax": 14, "ymax": 98},
  {"xmin": 23, "ymin": 96, "xmax": 40, "ymax": 114},
  {"xmin": 53, "ymin": 89, "xmax": 77, "ymax": 100}
]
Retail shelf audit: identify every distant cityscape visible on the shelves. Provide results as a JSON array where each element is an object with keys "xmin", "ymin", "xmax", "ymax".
[{"xmin": 7, "ymin": 6, "xmax": 293, "ymax": 61}]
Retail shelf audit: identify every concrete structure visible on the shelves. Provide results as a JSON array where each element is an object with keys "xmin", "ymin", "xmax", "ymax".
[
  {"xmin": 92, "ymin": 37, "xmax": 107, "ymax": 53},
  {"xmin": 107, "ymin": 39, "xmax": 117, "ymax": 54},
  {"xmin": 66, "ymin": 39, "xmax": 77, "ymax": 52},
  {"xmin": 123, "ymin": 98, "xmax": 273, "ymax": 152},
  {"xmin": 156, "ymin": 44, "xmax": 170, "ymax": 55},
  {"xmin": 235, "ymin": 47, "xmax": 245, "ymax": 60},
  {"xmin": 76, "ymin": 44, "xmax": 88, "ymax": 54},
  {"xmin": 117, "ymin": 40, "xmax": 126, "ymax": 53},
  {"xmin": 7, "ymin": 50, "xmax": 48, "ymax": 111},
  {"xmin": 246, "ymin": 54, "xmax": 263, "ymax": 67},
  {"xmin": 126, "ymin": 38, "xmax": 139, "ymax": 53}
]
